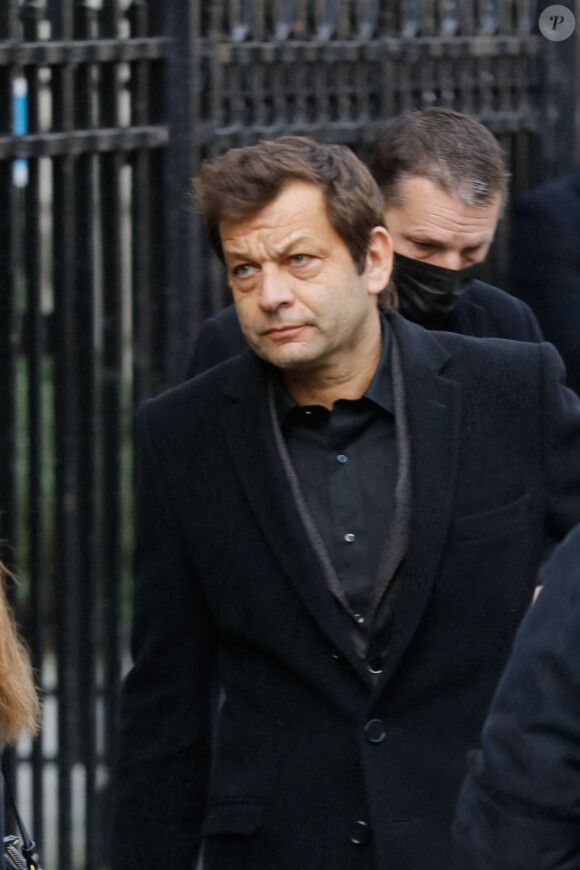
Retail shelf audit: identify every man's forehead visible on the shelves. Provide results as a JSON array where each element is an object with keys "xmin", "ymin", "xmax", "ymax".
[
  {"xmin": 397, "ymin": 175, "xmax": 501, "ymax": 213},
  {"xmin": 386, "ymin": 175, "xmax": 502, "ymax": 237},
  {"xmin": 220, "ymin": 181, "xmax": 334, "ymax": 256}
]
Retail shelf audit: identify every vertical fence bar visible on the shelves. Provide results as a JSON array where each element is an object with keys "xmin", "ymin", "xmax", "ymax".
[
  {"xmin": 73, "ymin": 2, "xmax": 99, "ymax": 867},
  {"xmin": 20, "ymin": 0, "xmax": 47, "ymax": 850},
  {"xmin": 50, "ymin": 0, "xmax": 78, "ymax": 865},
  {"xmin": 129, "ymin": 0, "xmax": 153, "ymax": 409},
  {"xmin": 0, "ymin": 1, "xmax": 19, "ymax": 40},
  {"xmin": 0, "ymin": 95, "xmax": 19, "ymax": 853},
  {"xmin": 142, "ymin": 0, "xmax": 167, "ymax": 396},
  {"xmin": 0, "ymin": 122, "xmax": 19, "ymax": 572},
  {"xmin": 98, "ymin": 16, "xmax": 124, "ymax": 862},
  {"xmin": 164, "ymin": 0, "xmax": 201, "ymax": 385},
  {"xmin": 0, "ymin": 154, "xmax": 20, "ymax": 847}
]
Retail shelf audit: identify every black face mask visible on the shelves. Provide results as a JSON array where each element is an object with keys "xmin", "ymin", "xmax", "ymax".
[{"xmin": 392, "ymin": 252, "xmax": 482, "ymax": 324}]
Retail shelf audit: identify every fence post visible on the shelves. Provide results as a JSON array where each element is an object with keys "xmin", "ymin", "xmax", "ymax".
[{"xmin": 161, "ymin": 0, "xmax": 203, "ymax": 388}]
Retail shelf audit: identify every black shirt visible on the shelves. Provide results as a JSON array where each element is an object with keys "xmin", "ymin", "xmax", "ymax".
[{"xmin": 273, "ymin": 319, "xmax": 397, "ymax": 628}]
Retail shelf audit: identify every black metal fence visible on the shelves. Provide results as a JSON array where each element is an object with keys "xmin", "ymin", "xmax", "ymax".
[
  {"xmin": 0, "ymin": 2, "xmax": 171, "ymax": 868},
  {"xmin": 0, "ymin": 1, "xmax": 577, "ymax": 868}
]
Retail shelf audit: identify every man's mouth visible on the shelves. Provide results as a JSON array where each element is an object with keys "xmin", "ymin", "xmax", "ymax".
[{"xmin": 263, "ymin": 324, "xmax": 305, "ymax": 337}]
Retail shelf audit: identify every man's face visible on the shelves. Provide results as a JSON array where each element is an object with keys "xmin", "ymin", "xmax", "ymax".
[
  {"xmin": 384, "ymin": 176, "xmax": 502, "ymax": 270},
  {"xmin": 220, "ymin": 180, "xmax": 392, "ymax": 373}
]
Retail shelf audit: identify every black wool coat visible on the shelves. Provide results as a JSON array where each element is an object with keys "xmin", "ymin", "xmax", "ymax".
[
  {"xmin": 184, "ymin": 280, "xmax": 543, "ymax": 378},
  {"xmin": 454, "ymin": 522, "xmax": 580, "ymax": 870},
  {"xmin": 112, "ymin": 313, "xmax": 580, "ymax": 870}
]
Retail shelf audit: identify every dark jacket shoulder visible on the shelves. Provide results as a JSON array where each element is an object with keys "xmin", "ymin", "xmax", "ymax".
[
  {"xmin": 185, "ymin": 306, "xmax": 247, "ymax": 379},
  {"xmin": 441, "ymin": 280, "xmax": 543, "ymax": 342},
  {"xmin": 143, "ymin": 351, "xmax": 260, "ymax": 453}
]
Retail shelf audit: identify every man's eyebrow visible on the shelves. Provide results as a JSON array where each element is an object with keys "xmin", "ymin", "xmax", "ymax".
[
  {"xmin": 223, "ymin": 249, "xmax": 255, "ymax": 264},
  {"xmin": 224, "ymin": 234, "xmax": 320, "ymax": 263},
  {"xmin": 276, "ymin": 234, "xmax": 318, "ymax": 254},
  {"xmin": 405, "ymin": 233, "xmax": 443, "ymax": 245}
]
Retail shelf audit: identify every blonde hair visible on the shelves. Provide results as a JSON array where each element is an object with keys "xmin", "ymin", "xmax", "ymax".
[{"xmin": 0, "ymin": 564, "xmax": 41, "ymax": 745}]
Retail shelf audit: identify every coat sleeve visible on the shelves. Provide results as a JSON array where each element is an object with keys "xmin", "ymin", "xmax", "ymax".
[
  {"xmin": 110, "ymin": 401, "xmax": 217, "ymax": 868},
  {"xmin": 453, "ymin": 524, "xmax": 580, "ymax": 870},
  {"xmin": 541, "ymin": 342, "xmax": 580, "ymax": 539}
]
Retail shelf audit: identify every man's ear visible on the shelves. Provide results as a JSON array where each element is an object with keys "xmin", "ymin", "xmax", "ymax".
[{"xmin": 365, "ymin": 226, "xmax": 394, "ymax": 297}]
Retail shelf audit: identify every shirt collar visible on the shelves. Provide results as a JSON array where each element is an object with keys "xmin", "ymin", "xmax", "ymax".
[{"xmin": 270, "ymin": 314, "xmax": 394, "ymax": 425}]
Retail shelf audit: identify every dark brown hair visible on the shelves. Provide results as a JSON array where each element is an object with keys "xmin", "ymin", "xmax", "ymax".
[
  {"xmin": 193, "ymin": 136, "xmax": 386, "ymax": 274},
  {"xmin": 369, "ymin": 107, "xmax": 510, "ymax": 209}
]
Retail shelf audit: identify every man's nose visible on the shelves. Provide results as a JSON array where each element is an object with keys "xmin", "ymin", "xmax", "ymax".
[
  {"xmin": 438, "ymin": 250, "xmax": 463, "ymax": 271},
  {"xmin": 258, "ymin": 266, "xmax": 294, "ymax": 311}
]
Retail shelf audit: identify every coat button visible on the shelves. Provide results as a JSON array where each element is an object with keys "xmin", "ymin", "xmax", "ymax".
[
  {"xmin": 364, "ymin": 719, "xmax": 386, "ymax": 743},
  {"xmin": 367, "ymin": 655, "xmax": 383, "ymax": 674},
  {"xmin": 349, "ymin": 819, "xmax": 370, "ymax": 844}
]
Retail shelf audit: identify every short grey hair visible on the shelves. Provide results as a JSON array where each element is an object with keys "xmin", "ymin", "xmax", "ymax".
[{"xmin": 369, "ymin": 107, "xmax": 510, "ymax": 210}]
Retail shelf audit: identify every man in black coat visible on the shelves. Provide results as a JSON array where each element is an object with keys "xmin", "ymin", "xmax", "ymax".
[
  {"xmin": 453, "ymin": 522, "xmax": 580, "ymax": 870},
  {"xmin": 112, "ymin": 137, "xmax": 580, "ymax": 870},
  {"xmin": 510, "ymin": 169, "xmax": 580, "ymax": 393},
  {"xmin": 186, "ymin": 109, "xmax": 542, "ymax": 378}
]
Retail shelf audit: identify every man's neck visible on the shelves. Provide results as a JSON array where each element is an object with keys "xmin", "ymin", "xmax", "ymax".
[{"xmin": 284, "ymin": 328, "xmax": 383, "ymax": 410}]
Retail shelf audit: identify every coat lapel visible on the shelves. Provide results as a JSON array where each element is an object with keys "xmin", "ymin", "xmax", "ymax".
[
  {"xmin": 220, "ymin": 315, "xmax": 464, "ymax": 689},
  {"xmin": 374, "ymin": 315, "xmax": 462, "ymax": 687},
  {"xmin": 370, "ymin": 333, "xmax": 412, "ymax": 611},
  {"xmin": 221, "ymin": 353, "xmax": 370, "ymax": 681}
]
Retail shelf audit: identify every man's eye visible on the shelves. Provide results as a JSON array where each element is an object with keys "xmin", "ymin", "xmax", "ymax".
[
  {"xmin": 232, "ymin": 263, "xmax": 255, "ymax": 278},
  {"xmin": 289, "ymin": 254, "xmax": 311, "ymax": 266}
]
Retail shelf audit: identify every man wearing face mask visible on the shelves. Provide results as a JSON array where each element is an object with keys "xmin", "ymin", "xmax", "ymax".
[
  {"xmin": 185, "ymin": 109, "xmax": 542, "ymax": 379},
  {"xmin": 370, "ymin": 108, "xmax": 542, "ymax": 338}
]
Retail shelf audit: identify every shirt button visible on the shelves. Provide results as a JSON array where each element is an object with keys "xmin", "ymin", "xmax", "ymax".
[
  {"xmin": 353, "ymin": 613, "xmax": 365, "ymax": 625},
  {"xmin": 336, "ymin": 454, "xmax": 348, "ymax": 463},
  {"xmin": 344, "ymin": 532, "xmax": 356, "ymax": 543},
  {"xmin": 367, "ymin": 655, "xmax": 383, "ymax": 674},
  {"xmin": 349, "ymin": 820, "xmax": 370, "ymax": 845},
  {"xmin": 364, "ymin": 719, "xmax": 386, "ymax": 744}
]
